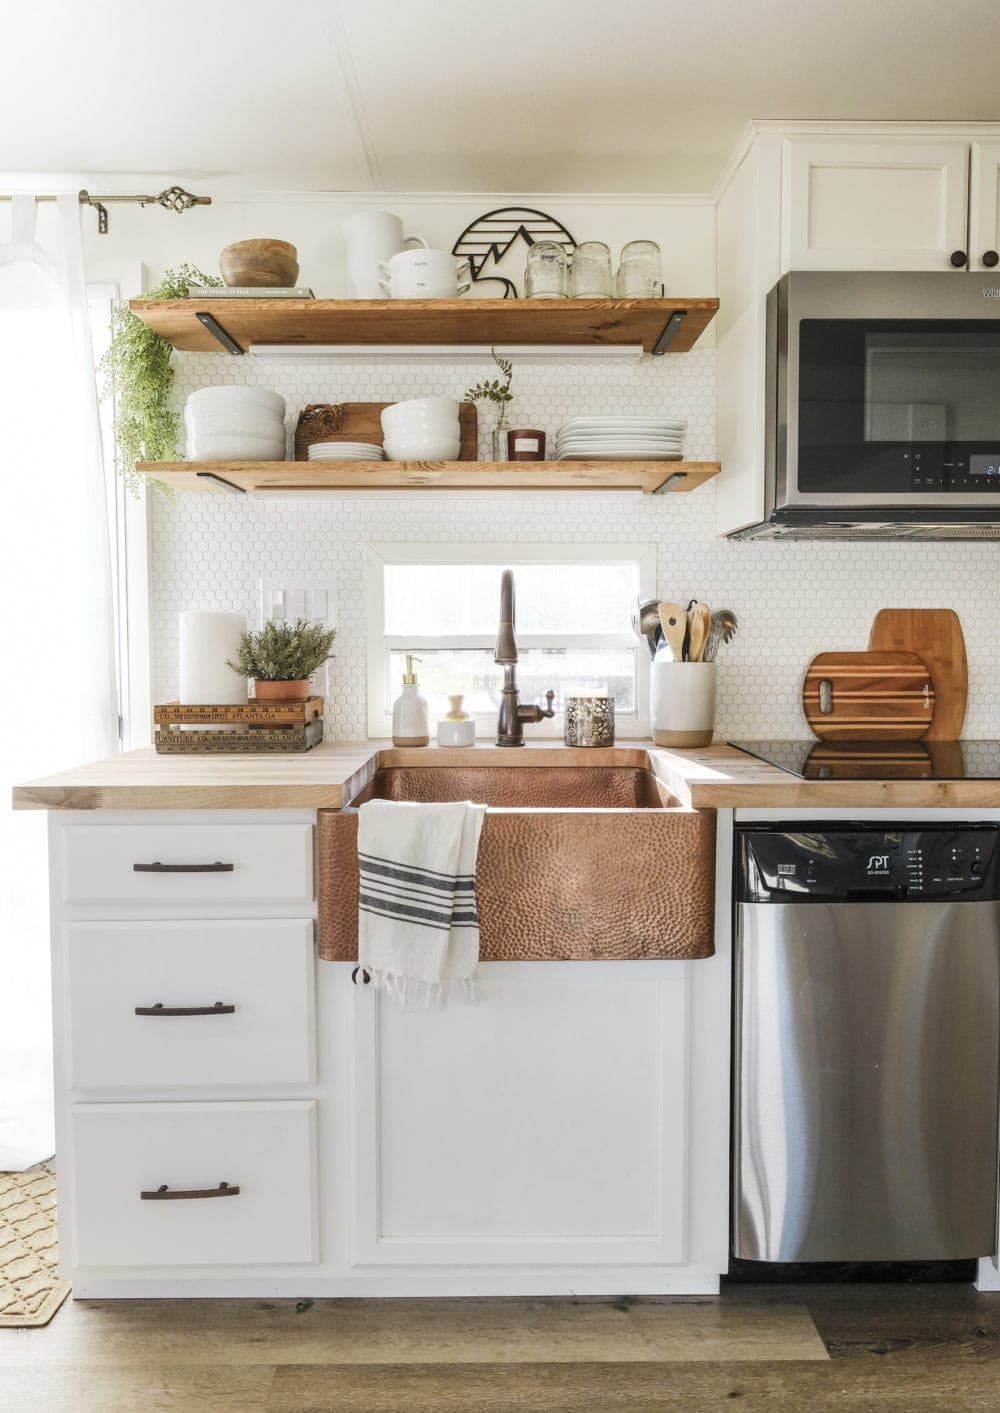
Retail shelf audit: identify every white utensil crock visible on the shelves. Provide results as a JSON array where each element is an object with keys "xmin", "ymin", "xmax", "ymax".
[
  {"xmin": 340, "ymin": 210, "xmax": 428, "ymax": 298},
  {"xmin": 378, "ymin": 248, "xmax": 471, "ymax": 299},
  {"xmin": 650, "ymin": 661, "xmax": 716, "ymax": 748}
]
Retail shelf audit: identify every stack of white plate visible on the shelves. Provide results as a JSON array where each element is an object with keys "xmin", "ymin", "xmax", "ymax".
[
  {"xmin": 307, "ymin": 441, "xmax": 386, "ymax": 462},
  {"xmin": 554, "ymin": 416, "xmax": 686, "ymax": 462},
  {"xmin": 185, "ymin": 386, "xmax": 287, "ymax": 461}
]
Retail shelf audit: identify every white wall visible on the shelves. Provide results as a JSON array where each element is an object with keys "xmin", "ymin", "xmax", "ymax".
[{"xmin": 64, "ymin": 190, "xmax": 1000, "ymax": 741}]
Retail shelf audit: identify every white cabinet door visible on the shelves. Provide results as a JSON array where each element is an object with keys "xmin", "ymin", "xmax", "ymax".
[
  {"xmin": 970, "ymin": 143, "xmax": 1000, "ymax": 272},
  {"xmin": 782, "ymin": 139, "xmax": 970, "ymax": 271},
  {"xmin": 349, "ymin": 961, "xmax": 690, "ymax": 1267}
]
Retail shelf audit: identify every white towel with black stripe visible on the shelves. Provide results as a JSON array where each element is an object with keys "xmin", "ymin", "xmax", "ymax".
[{"xmin": 357, "ymin": 798, "xmax": 488, "ymax": 1009}]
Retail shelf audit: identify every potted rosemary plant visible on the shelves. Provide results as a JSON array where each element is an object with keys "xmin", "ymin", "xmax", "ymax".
[{"xmin": 227, "ymin": 619, "xmax": 337, "ymax": 702}]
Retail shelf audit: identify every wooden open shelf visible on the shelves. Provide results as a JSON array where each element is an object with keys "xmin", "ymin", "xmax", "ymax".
[
  {"xmin": 128, "ymin": 297, "xmax": 718, "ymax": 356},
  {"xmin": 137, "ymin": 460, "xmax": 721, "ymax": 496}
]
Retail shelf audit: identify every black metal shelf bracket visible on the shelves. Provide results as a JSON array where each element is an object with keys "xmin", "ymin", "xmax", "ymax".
[
  {"xmin": 652, "ymin": 309, "xmax": 688, "ymax": 355},
  {"xmin": 196, "ymin": 311, "xmax": 244, "ymax": 354},
  {"xmin": 653, "ymin": 472, "xmax": 689, "ymax": 495},
  {"xmin": 195, "ymin": 472, "xmax": 247, "ymax": 495}
]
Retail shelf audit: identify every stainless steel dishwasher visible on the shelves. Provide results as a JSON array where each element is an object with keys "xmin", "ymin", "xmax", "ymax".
[{"xmin": 733, "ymin": 824, "xmax": 1000, "ymax": 1263}]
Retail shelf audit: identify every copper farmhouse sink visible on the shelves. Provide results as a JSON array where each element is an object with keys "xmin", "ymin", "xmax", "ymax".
[{"xmin": 317, "ymin": 765, "xmax": 716, "ymax": 963}]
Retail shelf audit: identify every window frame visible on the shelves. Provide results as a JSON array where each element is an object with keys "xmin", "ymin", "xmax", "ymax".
[{"xmin": 366, "ymin": 542, "xmax": 656, "ymax": 740}]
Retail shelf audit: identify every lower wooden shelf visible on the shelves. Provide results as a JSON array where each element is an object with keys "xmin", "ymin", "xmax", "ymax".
[{"xmin": 136, "ymin": 459, "xmax": 721, "ymax": 495}]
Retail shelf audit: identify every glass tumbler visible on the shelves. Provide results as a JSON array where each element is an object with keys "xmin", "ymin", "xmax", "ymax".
[
  {"xmin": 569, "ymin": 241, "xmax": 613, "ymax": 297},
  {"xmin": 524, "ymin": 241, "xmax": 569, "ymax": 298},
  {"xmin": 616, "ymin": 240, "xmax": 662, "ymax": 297}
]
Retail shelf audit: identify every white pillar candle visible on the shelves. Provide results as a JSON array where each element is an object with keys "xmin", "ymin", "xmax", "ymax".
[{"xmin": 178, "ymin": 611, "xmax": 248, "ymax": 705}]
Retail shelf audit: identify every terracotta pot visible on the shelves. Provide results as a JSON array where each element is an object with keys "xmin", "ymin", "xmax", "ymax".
[
  {"xmin": 253, "ymin": 678, "xmax": 311, "ymax": 702},
  {"xmin": 219, "ymin": 239, "xmax": 299, "ymax": 288}
]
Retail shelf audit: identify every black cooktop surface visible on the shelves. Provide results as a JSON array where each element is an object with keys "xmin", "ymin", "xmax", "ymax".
[{"xmin": 730, "ymin": 739, "xmax": 1000, "ymax": 781}]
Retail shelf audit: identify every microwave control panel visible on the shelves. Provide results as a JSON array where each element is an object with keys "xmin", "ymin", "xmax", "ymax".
[{"xmin": 902, "ymin": 448, "xmax": 1000, "ymax": 492}]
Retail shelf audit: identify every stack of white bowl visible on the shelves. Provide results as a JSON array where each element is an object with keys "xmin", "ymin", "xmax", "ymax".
[
  {"xmin": 380, "ymin": 397, "xmax": 461, "ymax": 461},
  {"xmin": 185, "ymin": 386, "xmax": 287, "ymax": 461}
]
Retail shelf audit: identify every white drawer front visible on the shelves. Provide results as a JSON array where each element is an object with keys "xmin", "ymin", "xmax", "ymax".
[
  {"xmin": 60, "ymin": 822, "xmax": 314, "ymax": 907},
  {"xmin": 65, "ymin": 920, "xmax": 315, "ymax": 1092},
  {"xmin": 70, "ymin": 1101, "xmax": 317, "ymax": 1268}
]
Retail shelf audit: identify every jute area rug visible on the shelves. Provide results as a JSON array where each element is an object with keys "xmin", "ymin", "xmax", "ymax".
[{"xmin": 0, "ymin": 1160, "xmax": 70, "ymax": 1327}]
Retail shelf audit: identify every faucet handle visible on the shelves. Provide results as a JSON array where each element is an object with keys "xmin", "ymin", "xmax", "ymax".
[{"xmin": 542, "ymin": 689, "xmax": 556, "ymax": 718}]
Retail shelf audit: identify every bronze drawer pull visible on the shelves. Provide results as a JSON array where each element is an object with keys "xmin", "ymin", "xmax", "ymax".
[
  {"xmin": 140, "ymin": 1181, "xmax": 240, "ymax": 1201},
  {"xmin": 134, "ymin": 1001, "xmax": 236, "ymax": 1017},
  {"xmin": 133, "ymin": 860, "xmax": 234, "ymax": 873}
]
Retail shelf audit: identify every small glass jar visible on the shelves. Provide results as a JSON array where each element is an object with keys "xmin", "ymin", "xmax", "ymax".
[
  {"xmin": 616, "ymin": 240, "xmax": 662, "ymax": 297},
  {"xmin": 524, "ymin": 241, "xmax": 569, "ymax": 298},
  {"xmin": 569, "ymin": 241, "xmax": 613, "ymax": 297},
  {"xmin": 564, "ymin": 694, "xmax": 616, "ymax": 747}
]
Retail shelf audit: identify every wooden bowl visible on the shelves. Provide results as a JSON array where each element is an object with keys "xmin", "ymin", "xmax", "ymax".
[{"xmin": 219, "ymin": 239, "xmax": 299, "ymax": 288}]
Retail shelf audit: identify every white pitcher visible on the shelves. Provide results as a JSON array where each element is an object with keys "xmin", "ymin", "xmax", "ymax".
[{"xmin": 340, "ymin": 210, "xmax": 427, "ymax": 298}]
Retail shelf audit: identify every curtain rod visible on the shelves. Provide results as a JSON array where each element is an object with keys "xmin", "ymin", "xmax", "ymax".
[{"xmin": 0, "ymin": 186, "xmax": 211, "ymax": 233}]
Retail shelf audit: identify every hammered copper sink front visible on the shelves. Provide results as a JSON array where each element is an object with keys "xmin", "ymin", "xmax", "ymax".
[{"xmin": 317, "ymin": 766, "xmax": 716, "ymax": 962}]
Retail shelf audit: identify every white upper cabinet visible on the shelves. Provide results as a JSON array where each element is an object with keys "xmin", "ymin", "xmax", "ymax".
[
  {"xmin": 782, "ymin": 139, "xmax": 971, "ymax": 271},
  {"xmin": 970, "ymin": 143, "xmax": 1000, "ymax": 272}
]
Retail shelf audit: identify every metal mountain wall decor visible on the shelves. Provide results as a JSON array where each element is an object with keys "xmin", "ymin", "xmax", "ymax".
[{"xmin": 451, "ymin": 207, "xmax": 577, "ymax": 298}]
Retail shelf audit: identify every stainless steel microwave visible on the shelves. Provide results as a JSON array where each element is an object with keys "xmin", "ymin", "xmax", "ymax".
[{"xmin": 735, "ymin": 271, "xmax": 1000, "ymax": 539}]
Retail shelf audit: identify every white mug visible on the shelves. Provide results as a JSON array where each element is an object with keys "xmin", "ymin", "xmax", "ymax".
[
  {"xmin": 378, "ymin": 248, "xmax": 471, "ymax": 299},
  {"xmin": 340, "ymin": 210, "xmax": 427, "ymax": 298},
  {"xmin": 650, "ymin": 661, "xmax": 716, "ymax": 748}
]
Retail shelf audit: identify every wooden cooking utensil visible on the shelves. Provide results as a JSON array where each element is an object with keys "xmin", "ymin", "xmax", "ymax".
[
  {"xmin": 868, "ymin": 609, "xmax": 967, "ymax": 740},
  {"xmin": 657, "ymin": 602, "xmax": 687, "ymax": 661},
  {"xmin": 802, "ymin": 651, "xmax": 935, "ymax": 741},
  {"xmin": 686, "ymin": 603, "xmax": 712, "ymax": 663}
]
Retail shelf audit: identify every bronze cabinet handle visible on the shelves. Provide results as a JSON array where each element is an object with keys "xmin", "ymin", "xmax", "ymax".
[
  {"xmin": 133, "ymin": 861, "xmax": 234, "ymax": 873},
  {"xmin": 140, "ymin": 1182, "xmax": 240, "ymax": 1201},
  {"xmin": 134, "ymin": 1001, "xmax": 236, "ymax": 1017}
]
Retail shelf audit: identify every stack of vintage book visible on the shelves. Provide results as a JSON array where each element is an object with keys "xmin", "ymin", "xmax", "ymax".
[{"xmin": 154, "ymin": 697, "xmax": 325, "ymax": 753}]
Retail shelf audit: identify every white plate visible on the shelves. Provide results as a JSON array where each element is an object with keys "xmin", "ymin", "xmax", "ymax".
[
  {"xmin": 555, "ymin": 441, "xmax": 684, "ymax": 454},
  {"xmin": 557, "ymin": 418, "xmax": 686, "ymax": 433},
  {"xmin": 556, "ymin": 449, "xmax": 684, "ymax": 461},
  {"xmin": 308, "ymin": 450, "xmax": 385, "ymax": 461},
  {"xmin": 308, "ymin": 441, "xmax": 384, "ymax": 455}
]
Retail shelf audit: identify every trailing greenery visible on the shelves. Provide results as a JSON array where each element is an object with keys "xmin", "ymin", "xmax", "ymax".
[
  {"xmin": 99, "ymin": 263, "xmax": 222, "ymax": 492},
  {"xmin": 227, "ymin": 619, "xmax": 337, "ymax": 682},
  {"xmin": 464, "ymin": 346, "xmax": 514, "ymax": 440}
]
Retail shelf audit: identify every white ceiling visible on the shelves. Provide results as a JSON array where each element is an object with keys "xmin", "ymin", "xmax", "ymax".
[{"xmin": 6, "ymin": 0, "xmax": 1000, "ymax": 194}]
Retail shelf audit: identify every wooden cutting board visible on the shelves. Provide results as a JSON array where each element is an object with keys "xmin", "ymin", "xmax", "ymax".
[
  {"xmin": 868, "ymin": 609, "xmax": 967, "ymax": 740},
  {"xmin": 802, "ymin": 651, "xmax": 935, "ymax": 741},
  {"xmin": 294, "ymin": 401, "xmax": 478, "ymax": 460}
]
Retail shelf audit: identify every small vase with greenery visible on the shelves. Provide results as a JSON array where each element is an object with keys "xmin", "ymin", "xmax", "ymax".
[
  {"xmin": 465, "ymin": 347, "xmax": 514, "ymax": 461},
  {"xmin": 99, "ymin": 263, "xmax": 222, "ymax": 493},
  {"xmin": 227, "ymin": 619, "xmax": 337, "ymax": 702}
]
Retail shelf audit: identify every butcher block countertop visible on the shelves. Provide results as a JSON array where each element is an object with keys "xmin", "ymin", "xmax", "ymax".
[{"xmin": 12, "ymin": 741, "xmax": 1000, "ymax": 811}]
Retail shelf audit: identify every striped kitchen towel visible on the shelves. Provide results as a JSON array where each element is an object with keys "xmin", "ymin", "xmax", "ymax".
[{"xmin": 357, "ymin": 798, "xmax": 487, "ymax": 1009}]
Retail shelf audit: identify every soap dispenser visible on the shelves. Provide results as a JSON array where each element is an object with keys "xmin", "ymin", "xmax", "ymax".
[
  {"xmin": 392, "ymin": 655, "xmax": 430, "ymax": 746},
  {"xmin": 437, "ymin": 694, "xmax": 475, "ymax": 747}
]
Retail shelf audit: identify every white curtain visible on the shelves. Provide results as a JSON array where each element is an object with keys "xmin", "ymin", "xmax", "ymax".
[{"xmin": 0, "ymin": 195, "xmax": 117, "ymax": 1169}]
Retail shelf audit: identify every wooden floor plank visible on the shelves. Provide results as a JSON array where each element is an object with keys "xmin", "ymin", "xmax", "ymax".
[
  {"xmin": 0, "ymin": 1363, "xmax": 274, "ymax": 1413},
  {"xmin": 266, "ymin": 1349, "xmax": 1000, "ymax": 1413},
  {"xmin": 0, "ymin": 1294, "xmax": 827, "ymax": 1366}
]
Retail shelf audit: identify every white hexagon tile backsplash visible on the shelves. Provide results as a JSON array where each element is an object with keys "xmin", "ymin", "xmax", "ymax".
[{"xmin": 151, "ymin": 348, "xmax": 1000, "ymax": 741}]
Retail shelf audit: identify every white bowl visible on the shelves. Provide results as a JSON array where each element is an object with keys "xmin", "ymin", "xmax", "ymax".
[
  {"xmin": 185, "ymin": 408, "xmax": 285, "ymax": 439},
  {"xmin": 186, "ymin": 386, "xmax": 286, "ymax": 416},
  {"xmin": 381, "ymin": 397, "xmax": 460, "ymax": 432},
  {"xmin": 187, "ymin": 433, "xmax": 287, "ymax": 462},
  {"xmin": 384, "ymin": 435, "xmax": 462, "ymax": 461}
]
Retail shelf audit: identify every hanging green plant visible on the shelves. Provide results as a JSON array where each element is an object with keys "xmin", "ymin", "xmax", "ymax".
[{"xmin": 99, "ymin": 263, "xmax": 222, "ymax": 493}]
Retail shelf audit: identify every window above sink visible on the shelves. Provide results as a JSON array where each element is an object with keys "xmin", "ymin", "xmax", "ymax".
[{"xmin": 366, "ymin": 542, "xmax": 656, "ymax": 739}]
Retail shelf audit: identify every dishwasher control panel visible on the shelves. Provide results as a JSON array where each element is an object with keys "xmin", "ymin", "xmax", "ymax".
[{"xmin": 738, "ymin": 825, "xmax": 1000, "ymax": 902}]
